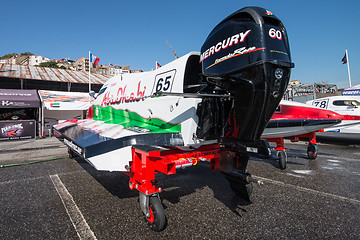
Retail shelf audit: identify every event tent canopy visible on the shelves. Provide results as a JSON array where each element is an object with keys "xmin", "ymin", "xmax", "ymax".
[
  {"xmin": 38, "ymin": 90, "xmax": 91, "ymax": 110},
  {"xmin": 0, "ymin": 89, "xmax": 40, "ymax": 108}
]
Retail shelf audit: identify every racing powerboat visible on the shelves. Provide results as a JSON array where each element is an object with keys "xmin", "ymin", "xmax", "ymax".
[
  {"xmin": 306, "ymin": 96, "xmax": 360, "ymax": 133},
  {"xmin": 262, "ymin": 100, "xmax": 343, "ymax": 169},
  {"xmin": 54, "ymin": 6, "xmax": 294, "ymax": 231},
  {"xmin": 263, "ymin": 100, "xmax": 343, "ymax": 138}
]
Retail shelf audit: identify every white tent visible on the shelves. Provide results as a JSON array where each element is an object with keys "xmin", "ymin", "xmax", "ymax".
[
  {"xmin": 38, "ymin": 90, "xmax": 91, "ymax": 136},
  {"xmin": 343, "ymin": 84, "xmax": 360, "ymax": 95}
]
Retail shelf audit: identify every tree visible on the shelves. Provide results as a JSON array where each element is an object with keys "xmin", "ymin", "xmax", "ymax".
[
  {"xmin": 20, "ymin": 52, "xmax": 33, "ymax": 55},
  {"xmin": 0, "ymin": 53, "xmax": 17, "ymax": 59},
  {"xmin": 1, "ymin": 51, "xmax": 33, "ymax": 59},
  {"xmin": 36, "ymin": 61, "xmax": 59, "ymax": 68}
]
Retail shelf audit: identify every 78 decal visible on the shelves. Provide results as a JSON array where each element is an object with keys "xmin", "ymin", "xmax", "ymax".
[{"xmin": 312, "ymin": 99, "xmax": 329, "ymax": 109}]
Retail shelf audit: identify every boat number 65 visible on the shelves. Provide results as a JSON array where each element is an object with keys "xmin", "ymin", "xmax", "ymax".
[
  {"xmin": 156, "ymin": 76, "xmax": 171, "ymax": 92},
  {"xmin": 153, "ymin": 69, "xmax": 176, "ymax": 93},
  {"xmin": 269, "ymin": 28, "xmax": 282, "ymax": 40}
]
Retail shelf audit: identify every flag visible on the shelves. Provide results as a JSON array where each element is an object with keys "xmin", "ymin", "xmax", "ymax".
[
  {"xmin": 342, "ymin": 52, "xmax": 347, "ymax": 64},
  {"xmin": 50, "ymin": 103, "xmax": 60, "ymax": 108},
  {"xmin": 156, "ymin": 61, "xmax": 161, "ymax": 69},
  {"xmin": 90, "ymin": 53, "xmax": 100, "ymax": 66}
]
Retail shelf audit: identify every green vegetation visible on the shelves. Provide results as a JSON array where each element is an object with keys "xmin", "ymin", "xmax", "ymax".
[
  {"xmin": 35, "ymin": 61, "xmax": 69, "ymax": 69},
  {"xmin": 20, "ymin": 52, "xmax": 33, "ymax": 55},
  {"xmin": 0, "ymin": 53, "xmax": 17, "ymax": 59},
  {"xmin": 1, "ymin": 52, "xmax": 33, "ymax": 59}
]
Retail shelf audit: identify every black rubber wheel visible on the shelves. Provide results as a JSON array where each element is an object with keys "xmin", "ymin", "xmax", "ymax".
[
  {"xmin": 246, "ymin": 182, "xmax": 253, "ymax": 196},
  {"xmin": 229, "ymin": 180, "xmax": 253, "ymax": 196},
  {"xmin": 307, "ymin": 144, "xmax": 318, "ymax": 159},
  {"xmin": 277, "ymin": 151, "xmax": 287, "ymax": 170},
  {"xmin": 68, "ymin": 149, "xmax": 76, "ymax": 159},
  {"xmin": 144, "ymin": 196, "xmax": 167, "ymax": 232}
]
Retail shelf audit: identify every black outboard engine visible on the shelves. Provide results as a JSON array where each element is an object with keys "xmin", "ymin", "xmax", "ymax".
[
  {"xmin": 198, "ymin": 6, "xmax": 294, "ymax": 201},
  {"xmin": 199, "ymin": 6, "xmax": 293, "ymax": 143}
]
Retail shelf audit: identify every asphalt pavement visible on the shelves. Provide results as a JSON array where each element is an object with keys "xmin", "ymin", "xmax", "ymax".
[{"xmin": 0, "ymin": 137, "xmax": 359, "ymax": 239}]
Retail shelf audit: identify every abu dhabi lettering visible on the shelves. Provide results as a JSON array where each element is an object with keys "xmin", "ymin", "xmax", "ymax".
[{"xmin": 101, "ymin": 81, "xmax": 146, "ymax": 106}]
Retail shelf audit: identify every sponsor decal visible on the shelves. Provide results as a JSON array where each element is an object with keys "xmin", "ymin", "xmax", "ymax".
[
  {"xmin": 126, "ymin": 126, "xmax": 151, "ymax": 133},
  {"xmin": 1, "ymin": 123, "xmax": 23, "ymax": 136},
  {"xmin": 200, "ymin": 30, "xmax": 252, "ymax": 63},
  {"xmin": 0, "ymin": 93, "xmax": 31, "ymax": 96},
  {"xmin": 343, "ymin": 90, "xmax": 360, "ymax": 95},
  {"xmin": 64, "ymin": 138, "xmax": 82, "ymax": 155},
  {"xmin": 101, "ymin": 81, "xmax": 146, "ymax": 106},
  {"xmin": 1, "ymin": 100, "xmax": 13, "ymax": 107},
  {"xmin": 0, "ymin": 120, "xmax": 36, "ymax": 141},
  {"xmin": 265, "ymin": 10, "xmax": 273, "ymax": 16},
  {"xmin": 1, "ymin": 123, "xmax": 24, "ymax": 137},
  {"xmin": 50, "ymin": 102, "xmax": 60, "ymax": 108},
  {"xmin": 205, "ymin": 46, "xmax": 266, "ymax": 70},
  {"xmin": 246, "ymin": 147, "xmax": 258, "ymax": 153}
]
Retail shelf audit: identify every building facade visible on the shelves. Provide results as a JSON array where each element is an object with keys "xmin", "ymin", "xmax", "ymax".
[
  {"xmin": 75, "ymin": 57, "xmax": 90, "ymax": 72},
  {"xmin": 2, "ymin": 53, "xmax": 141, "ymax": 76},
  {"xmin": 29, "ymin": 55, "xmax": 51, "ymax": 66},
  {"xmin": 12, "ymin": 55, "xmax": 51, "ymax": 66}
]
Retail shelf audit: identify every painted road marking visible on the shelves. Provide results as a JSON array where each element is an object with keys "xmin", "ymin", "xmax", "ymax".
[
  {"xmin": 0, "ymin": 170, "xmax": 85, "ymax": 186},
  {"xmin": 319, "ymin": 155, "xmax": 360, "ymax": 162},
  {"xmin": 255, "ymin": 175, "xmax": 360, "ymax": 205},
  {"xmin": 292, "ymin": 170, "xmax": 312, "ymax": 175},
  {"xmin": 50, "ymin": 174, "xmax": 97, "ymax": 240}
]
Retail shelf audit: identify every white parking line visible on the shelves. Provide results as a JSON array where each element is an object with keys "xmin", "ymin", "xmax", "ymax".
[
  {"xmin": 50, "ymin": 174, "xmax": 97, "ymax": 240},
  {"xmin": 319, "ymin": 155, "xmax": 360, "ymax": 162},
  {"xmin": 254, "ymin": 175, "xmax": 360, "ymax": 205}
]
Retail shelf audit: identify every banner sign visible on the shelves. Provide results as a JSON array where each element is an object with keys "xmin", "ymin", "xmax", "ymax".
[
  {"xmin": 0, "ymin": 120, "xmax": 36, "ymax": 141},
  {"xmin": 0, "ymin": 89, "xmax": 40, "ymax": 108},
  {"xmin": 38, "ymin": 90, "xmax": 91, "ymax": 110},
  {"xmin": 342, "ymin": 89, "xmax": 360, "ymax": 95}
]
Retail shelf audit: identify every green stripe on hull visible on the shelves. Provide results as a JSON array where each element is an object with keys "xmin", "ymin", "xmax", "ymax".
[{"xmin": 92, "ymin": 105, "xmax": 181, "ymax": 133}]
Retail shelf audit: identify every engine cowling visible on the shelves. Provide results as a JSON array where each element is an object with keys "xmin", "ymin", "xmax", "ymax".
[{"xmin": 198, "ymin": 6, "xmax": 294, "ymax": 142}]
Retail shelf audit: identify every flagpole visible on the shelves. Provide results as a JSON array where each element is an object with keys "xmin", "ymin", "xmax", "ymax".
[
  {"xmin": 88, "ymin": 51, "xmax": 91, "ymax": 93},
  {"xmin": 346, "ymin": 49, "xmax": 352, "ymax": 88}
]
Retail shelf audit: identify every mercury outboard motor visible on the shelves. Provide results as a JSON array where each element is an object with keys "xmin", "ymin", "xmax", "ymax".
[
  {"xmin": 198, "ymin": 6, "xmax": 293, "ymax": 144},
  {"xmin": 197, "ymin": 6, "xmax": 294, "ymax": 201}
]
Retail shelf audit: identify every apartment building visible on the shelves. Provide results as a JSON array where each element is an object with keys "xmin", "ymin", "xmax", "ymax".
[
  {"xmin": 92, "ymin": 64, "xmax": 132, "ymax": 76},
  {"xmin": 29, "ymin": 55, "xmax": 50, "ymax": 66},
  {"xmin": 75, "ymin": 57, "xmax": 90, "ymax": 72},
  {"xmin": 12, "ymin": 54, "xmax": 50, "ymax": 66},
  {"xmin": 54, "ymin": 58, "xmax": 76, "ymax": 70},
  {"xmin": 2, "ymin": 53, "xmax": 141, "ymax": 75}
]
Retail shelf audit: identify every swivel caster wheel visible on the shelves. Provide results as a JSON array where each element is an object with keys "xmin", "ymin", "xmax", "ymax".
[
  {"xmin": 307, "ymin": 143, "xmax": 318, "ymax": 159},
  {"xmin": 143, "ymin": 196, "xmax": 167, "ymax": 232},
  {"xmin": 68, "ymin": 149, "xmax": 76, "ymax": 159},
  {"xmin": 276, "ymin": 150, "xmax": 287, "ymax": 170}
]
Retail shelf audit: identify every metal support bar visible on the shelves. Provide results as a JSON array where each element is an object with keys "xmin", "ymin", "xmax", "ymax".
[
  {"xmin": 128, "ymin": 144, "xmax": 221, "ymax": 195},
  {"xmin": 139, "ymin": 192, "xmax": 150, "ymax": 218}
]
